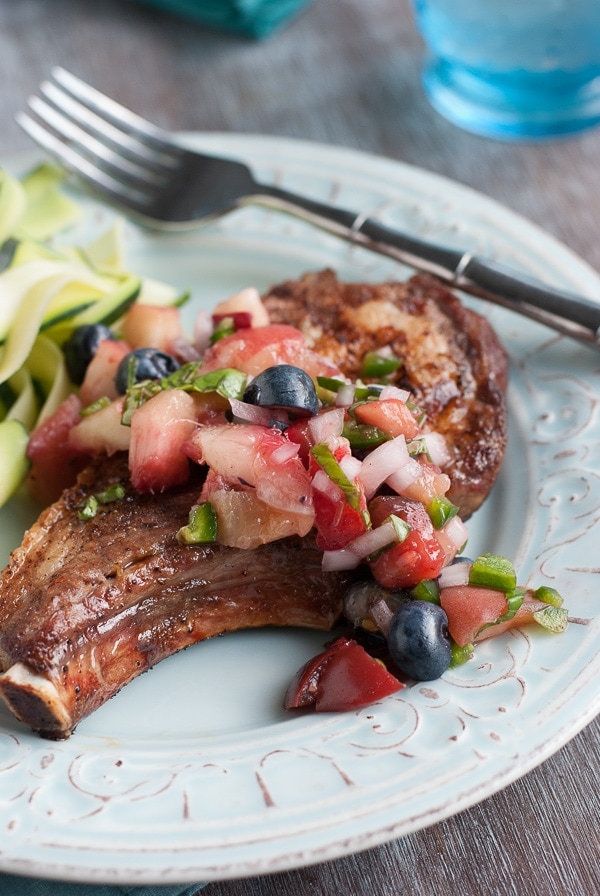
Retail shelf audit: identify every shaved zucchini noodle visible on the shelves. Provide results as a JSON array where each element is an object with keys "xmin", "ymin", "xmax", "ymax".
[{"xmin": 0, "ymin": 164, "xmax": 184, "ymax": 507}]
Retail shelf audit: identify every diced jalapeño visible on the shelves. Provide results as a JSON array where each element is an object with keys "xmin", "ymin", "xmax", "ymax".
[
  {"xmin": 177, "ymin": 502, "xmax": 218, "ymax": 545},
  {"xmin": 469, "ymin": 553, "xmax": 517, "ymax": 592}
]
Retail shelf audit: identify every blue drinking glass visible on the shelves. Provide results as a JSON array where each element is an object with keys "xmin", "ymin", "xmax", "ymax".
[{"xmin": 411, "ymin": 0, "xmax": 600, "ymax": 140}]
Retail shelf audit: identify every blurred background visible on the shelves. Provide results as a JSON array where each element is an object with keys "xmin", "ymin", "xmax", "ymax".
[{"xmin": 2, "ymin": 0, "xmax": 599, "ymax": 272}]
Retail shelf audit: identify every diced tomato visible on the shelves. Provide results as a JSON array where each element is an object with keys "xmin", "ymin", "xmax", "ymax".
[
  {"xmin": 199, "ymin": 324, "xmax": 342, "ymax": 379},
  {"xmin": 184, "ymin": 422, "xmax": 314, "ymax": 531},
  {"xmin": 128, "ymin": 389, "xmax": 198, "ymax": 493},
  {"xmin": 26, "ymin": 394, "xmax": 90, "ymax": 504},
  {"xmin": 79, "ymin": 338, "xmax": 131, "ymax": 406},
  {"xmin": 368, "ymin": 495, "xmax": 445, "ymax": 589},
  {"xmin": 354, "ymin": 398, "xmax": 421, "ymax": 440},
  {"xmin": 440, "ymin": 585, "xmax": 545, "ymax": 646},
  {"xmin": 121, "ymin": 304, "xmax": 184, "ymax": 353},
  {"xmin": 285, "ymin": 417, "xmax": 313, "ymax": 465},
  {"xmin": 311, "ymin": 484, "xmax": 369, "ymax": 551},
  {"xmin": 439, "ymin": 585, "xmax": 508, "ymax": 647},
  {"xmin": 308, "ymin": 439, "xmax": 369, "ymax": 551},
  {"xmin": 284, "ymin": 635, "xmax": 404, "ymax": 712},
  {"xmin": 69, "ymin": 398, "xmax": 132, "ymax": 456}
]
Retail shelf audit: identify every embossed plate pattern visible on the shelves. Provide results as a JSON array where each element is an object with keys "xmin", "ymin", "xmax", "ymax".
[{"xmin": 0, "ymin": 135, "xmax": 599, "ymax": 885}]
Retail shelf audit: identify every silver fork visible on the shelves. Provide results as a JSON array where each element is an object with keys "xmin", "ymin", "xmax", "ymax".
[{"xmin": 17, "ymin": 66, "xmax": 600, "ymax": 349}]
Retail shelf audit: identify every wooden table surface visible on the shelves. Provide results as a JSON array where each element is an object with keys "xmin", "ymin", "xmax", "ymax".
[{"xmin": 1, "ymin": 2, "xmax": 599, "ymax": 894}]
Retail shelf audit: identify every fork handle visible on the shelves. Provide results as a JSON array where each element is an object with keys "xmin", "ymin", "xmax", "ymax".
[{"xmin": 249, "ymin": 188, "xmax": 600, "ymax": 348}]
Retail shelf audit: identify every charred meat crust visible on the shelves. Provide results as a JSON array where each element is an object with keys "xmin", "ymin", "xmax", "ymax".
[
  {"xmin": 263, "ymin": 270, "xmax": 508, "ymax": 518},
  {"xmin": 0, "ymin": 455, "xmax": 351, "ymax": 738}
]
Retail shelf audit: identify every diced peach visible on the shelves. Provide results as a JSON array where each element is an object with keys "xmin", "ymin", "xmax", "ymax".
[
  {"xmin": 128, "ymin": 389, "xmax": 198, "ymax": 493},
  {"xmin": 69, "ymin": 398, "xmax": 131, "ymax": 456},
  {"xmin": 211, "ymin": 287, "xmax": 270, "ymax": 328},
  {"xmin": 121, "ymin": 304, "xmax": 184, "ymax": 352},
  {"xmin": 79, "ymin": 339, "xmax": 131, "ymax": 406}
]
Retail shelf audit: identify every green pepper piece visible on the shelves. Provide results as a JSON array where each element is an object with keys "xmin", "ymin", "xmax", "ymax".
[
  {"xmin": 428, "ymin": 495, "xmax": 459, "ymax": 529},
  {"xmin": 316, "ymin": 375, "xmax": 346, "ymax": 393},
  {"xmin": 412, "ymin": 578, "xmax": 440, "ymax": 604},
  {"xmin": 342, "ymin": 419, "xmax": 390, "ymax": 450},
  {"xmin": 450, "ymin": 641, "xmax": 474, "ymax": 668},
  {"xmin": 533, "ymin": 585, "xmax": 564, "ymax": 607},
  {"xmin": 360, "ymin": 351, "xmax": 401, "ymax": 379},
  {"xmin": 177, "ymin": 502, "xmax": 218, "ymax": 545},
  {"xmin": 469, "ymin": 553, "xmax": 517, "ymax": 592}
]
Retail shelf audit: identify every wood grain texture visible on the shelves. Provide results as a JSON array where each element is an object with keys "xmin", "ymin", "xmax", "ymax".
[{"xmin": 1, "ymin": 1, "xmax": 599, "ymax": 893}]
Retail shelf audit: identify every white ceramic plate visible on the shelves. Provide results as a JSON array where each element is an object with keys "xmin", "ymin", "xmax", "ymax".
[{"xmin": 0, "ymin": 135, "xmax": 599, "ymax": 886}]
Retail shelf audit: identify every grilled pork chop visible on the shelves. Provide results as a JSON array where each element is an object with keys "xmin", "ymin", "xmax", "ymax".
[
  {"xmin": 0, "ymin": 455, "xmax": 351, "ymax": 738},
  {"xmin": 263, "ymin": 270, "xmax": 508, "ymax": 518},
  {"xmin": 0, "ymin": 270, "xmax": 508, "ymax": 738}
]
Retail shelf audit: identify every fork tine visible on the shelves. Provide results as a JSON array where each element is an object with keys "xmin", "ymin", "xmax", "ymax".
[
  {"xmin": 51, "ymin": 67, "xmax": 176, "ymax": 154},
  {"xmin": 16, "ymin": 110, "xmax": 155, "ymax": 213},
  {"xmin": 39, "ymin": 79, "xmax": 180, "ymax": 170},
  {"xmin": 26, "ymin": 94, "xmax": 167, "ymax": 187}
]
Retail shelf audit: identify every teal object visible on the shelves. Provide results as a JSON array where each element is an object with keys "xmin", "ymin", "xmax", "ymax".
[
  {"xmin": 132, "ymin": 0, "xmax": 312, "ymax": 37},
  {"xmin": 0, "ymin": 874, "xmax": 204, "ymax": 895}
]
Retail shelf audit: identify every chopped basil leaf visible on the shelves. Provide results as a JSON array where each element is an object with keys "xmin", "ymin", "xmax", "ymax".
[
  {"xmin": 78, "ymin": 483, "xmax": 126, "ymax": 520},
  {"xmin": 533, "ymin": 605, "xmax": 569, "ymax": 633},
  {"xmin": 121, "ymin": 364, "xmax": 247, "ymax": 424}
]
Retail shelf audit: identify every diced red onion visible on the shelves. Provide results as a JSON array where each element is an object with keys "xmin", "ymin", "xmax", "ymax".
[
  {"xmin": 421, "ymin": 431, "xmax": 451, "ymax": 467},
  {"xmin": 443, "ymin": 514, "xmax": 469, "ymax": 551},
  {"xmin": 308, "ymin": 408, "xmax": 345, "ymax": 445},
  {"xmin": 168, "ymin": 336, "xmax": 202, "ymax": 363},
  {"xmin": 312, "ymin": 468, "xmax": 341, "ymax": 500},
  {"xmin": 358, "ymin": 435, "xmax": 409, "ymax": 499},
  {"xmin": 379, "ymin": 384, "xmax": 411, "ymax": 403},
  {"xmin": 229, "ymin": 398, "xmax": 277, "ymax": 427},
  {"xmin": 347, "ymin": 519, "xmax": 398, "ymax": 559},
  {"xmin": 193, "ymin": 309, "xmax": 214, "ymax": 353},
  {"xmin": 386, "ymin": 457, "xmax": 421, "ymax": 493},
  {"xmin": 321, "ymin": 548, "xmax": 361, "ymax": 571},
  {"xmin": 339, "ymin": 453, "xmax": 362, "ymax": 482},
  {"xmin": 369, "ymin": 599, "xmax": 394, "ymax": 636},
  {"xmin": 438, "ymin": 561, "xmax": 472, "ymax": 588},
  {"xmin": 335, "ymin": 383, "xmax": 356, "ymax": 407},
  {"xmin": 271, "ymin": 441, "xmax": 300, "ymax": 464}
]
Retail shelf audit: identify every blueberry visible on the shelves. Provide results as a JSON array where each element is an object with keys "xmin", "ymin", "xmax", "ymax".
[
  {"xmin": 63, "ymin": 324, "xmax": 114, "ymax": 385},
  {"xmin": 243, "ymin": 364, "xmax": 319, "ymax": 417},
  {"xmin": 115, "ymin": 348, "xmax": 180, "ymax": 393},
  {"xmin": 387, "ymin": 601, "xmax": 451, "ymax": 681}
]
